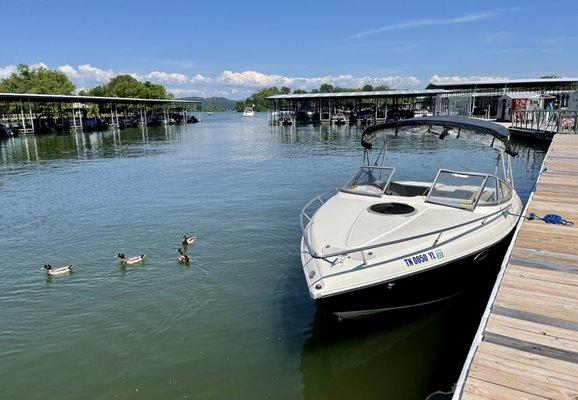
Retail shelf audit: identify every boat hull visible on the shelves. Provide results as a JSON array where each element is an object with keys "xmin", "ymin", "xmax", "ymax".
[{"xmin": 315, "ymin": 232, "xmax": 512, "ymax": 319}]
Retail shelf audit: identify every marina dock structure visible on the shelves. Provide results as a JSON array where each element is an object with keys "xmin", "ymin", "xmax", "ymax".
[
  {"xmin": 454, "ymin": 133, "xmax": 578, "ymax": 399},
  {"xmin": 0, "ymin": 92, "xmax": 202, "ymax": 134},
  {"xmin": 268, "ymin": 78, "xmax": 578, "ymax": 134},
  {"xmin": 268, "ymin": 89, "xmax": 446, "ymax": 123}
]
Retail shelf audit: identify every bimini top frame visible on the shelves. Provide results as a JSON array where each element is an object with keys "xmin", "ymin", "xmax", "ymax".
[{"xmin": 361, "ymin": 115, "xmax": 517, "ymax": 157}]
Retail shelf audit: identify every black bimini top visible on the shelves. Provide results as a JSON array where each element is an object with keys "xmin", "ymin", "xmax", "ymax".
[{"xmin": 361, "ymin": 116, "xmax": 517, "ymax": 156}]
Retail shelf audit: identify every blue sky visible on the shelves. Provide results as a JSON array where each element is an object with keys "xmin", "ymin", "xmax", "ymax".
[{"xmin": 1, "ymin": 0, "xmax": 577, "ymax": 99}]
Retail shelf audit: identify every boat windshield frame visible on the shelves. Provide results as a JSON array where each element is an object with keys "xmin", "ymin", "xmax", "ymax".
[
  {"xmin": 340, "ymin": 166, "xmax": 395, "ymax": 197},
  {"xmin": 425, "ymin": 169, "xmax": 489, "ymax": 211}
]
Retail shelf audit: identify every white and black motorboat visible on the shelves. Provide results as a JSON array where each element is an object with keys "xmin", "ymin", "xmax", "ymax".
[
  {"xmin": 299, "ymin": 116, "xmax": 522, "ymax": 318},
  {"xmin": 331, "ymin": 111, "xmax": 348, "ymax": 125},
  {"xmin": 243, "ymin": 107, "xmax": 255, "ymax": 117}
]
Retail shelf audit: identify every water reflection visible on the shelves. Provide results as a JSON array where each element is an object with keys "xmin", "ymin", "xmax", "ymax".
[
  {"xmin": 0, "ymin": 124, "xmax": 196, "ymax": 165},
  {"xmin": 301, "ymin": 304, "xmax": 451, "ymax": 400}
]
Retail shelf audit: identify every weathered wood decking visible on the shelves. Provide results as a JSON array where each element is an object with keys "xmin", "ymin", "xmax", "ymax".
[{"xmin": 456, "ymin": 134, "xmax": 578, "ymax": 399}]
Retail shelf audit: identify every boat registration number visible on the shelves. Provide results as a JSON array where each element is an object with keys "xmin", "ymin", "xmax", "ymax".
[{"xmin": 403, "ymin": 250, "xmax": 444, "ymax": 267}]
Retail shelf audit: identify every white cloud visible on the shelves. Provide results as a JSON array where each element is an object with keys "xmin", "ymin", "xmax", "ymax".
[
  {"xmin": 59, "ymin": 64, "xmax": 115, "ymax": 85},
  {"xmin": 31, "ymin": 62, "xmax": 49, "ymax": 70},
  {"xmin": 218, "ymin": 70, "xmax": 294, "ymax": 87},
  {"xmin": 144, "ymin": 70, "xmax": 189, "ymax": 85},
  {"xmin": 0, "ymin": 64, "xmax": 18, "ymax": 78},
  {"xmin": 0, "ymin": 63, "xmax": 51, "ymax": 79},
  {"xmin": 78, "ymin": 64, "xmax": 115, "ymax": 82},
  {"xmin": 429, "ymin": 75, "xmax": 509, "ymax": 84},
  {"xmin": 168, "ymin": 88, "xmax": 208, "ymax": 97},
  {"xmin": 191, "ymin": 73, "xmax": 212, "ymax": 83},
  {"xmin": 352, "ymin": 11, "xmax": 495, "ymax": 38},
  {"xmin": 58, "ymin": 65, "xmax": 77, "ymax": 77},
  {"xmin": 1, "ymin": 62, "xmax": 424, "ymax": 98},
  {"xmin": 481, "ymin": 30, "xmax": 512, "ymax": 44},
  {"xmin": 217, "ymin": 70, "xmax": 421, "ymax": 90}
]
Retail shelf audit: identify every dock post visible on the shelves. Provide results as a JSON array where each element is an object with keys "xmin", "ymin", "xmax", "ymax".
[
  {"xmin": 109, "ymin": 102, "xmax": 114, "ymax": 129},
  {"xmin": 28, "ymin": 99, "xmax": 35, "ymax": 133},
  {"xmin": 19, "ymin": 100, "xmax": 26, "ymax": 133},
  {"xmin": 71, "ymin": 102, "xmax": 77, "ymax": 131},
  {"xmin": 78, "ymin": 105, "xmax": 83, "ymax": 131}
]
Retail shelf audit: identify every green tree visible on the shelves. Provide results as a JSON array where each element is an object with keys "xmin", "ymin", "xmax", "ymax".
[
  {"xmin": 84, "ymin": 74, "xmax": 172, "ymax": 99},
  {"xmin": 362, "ymin": 84, "xmax": 374, "ymax": 92},
  {"xmin": 0, "ymin": 64, "xmax": 75, "ymax": 94},
  {"xmin": 293, "ymin": 89, "xmax": 308, "ymax": 94},
  {"xmin": 319, "ymin": 84, "xmax": 334, "ymax": 93},
  {"xmin": 235, "ymin": 101, "xmax": 246, "ymax": 112},
  {"xmin": 243, "ymin": 87, "xmax": 285, "ymax": 111},
  {"xmin": 373, "ymin": 84, "xmax": 391, "ymax": 91}
]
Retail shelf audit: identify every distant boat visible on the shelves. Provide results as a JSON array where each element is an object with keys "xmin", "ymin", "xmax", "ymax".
[
  {"xmin": 243, "ymin": 107, "xmax": 255, "ymax": 117},
  {"xmin": 206, "ymin": 112, "xmax": 214, "ymax": 115},
  {"xmin": 331, "ymin": 111, "xmax": 348, "ymax": 125},
  {"xmin": 0, "ymin": 123, "xmax": 14, "ymax": 139}
]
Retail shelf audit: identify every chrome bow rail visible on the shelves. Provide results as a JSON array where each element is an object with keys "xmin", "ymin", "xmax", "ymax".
[
  {"xmin": 299, "ymin": 188, "xmax": 339, "ymax": 252},
  {"xmin": 300, "ymin": 191, "xmax": 513, "ymax": 261}
]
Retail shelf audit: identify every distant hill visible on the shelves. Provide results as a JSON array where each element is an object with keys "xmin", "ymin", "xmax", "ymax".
[{"xmin": 178, "ymin": 96, "xmax": 237, "ymax": 112}]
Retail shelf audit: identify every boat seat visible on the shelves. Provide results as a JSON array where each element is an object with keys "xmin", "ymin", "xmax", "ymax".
[
  {"xmin": 479, "ymin": 188, "xmax": 498, "ymax": 203},
  {"xmin": 386, "ymin": 182, "xmax": 431, "ymax": 197}
]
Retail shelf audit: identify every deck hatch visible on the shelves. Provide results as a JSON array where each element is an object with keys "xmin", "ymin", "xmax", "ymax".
[{"xmin": 369, "ymin": 202, "xmax": 415, "ymax": 215}]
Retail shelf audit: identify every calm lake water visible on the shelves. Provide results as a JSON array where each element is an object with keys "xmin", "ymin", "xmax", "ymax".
[{"xmin": 0, "ymin": 112, "xmax": 547, "ymax": 400}]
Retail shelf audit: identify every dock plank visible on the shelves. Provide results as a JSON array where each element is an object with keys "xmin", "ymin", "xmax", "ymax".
[
  {"xmin": 463, "ymin": 377, "xmax": 547, "ymax": 400},
  {"xmin": 485, "ymin": 315, "xmax": 578, "ymax": 353},
  {"xmin": 468, "ymin": 363, "xmax": 578, "ymax": 399},
  {"xmin": 458, "ymin": 134, "xmax": 578, "ymax": 399},
  {"xmin": 477, "ymin": 341, "xmax": 578, "ymax": 377}
]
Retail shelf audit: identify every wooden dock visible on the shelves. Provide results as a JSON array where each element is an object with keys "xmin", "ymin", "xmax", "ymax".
[{"xmin": 455, "ymin": 134, "xmax": 578, "ymax": 399}]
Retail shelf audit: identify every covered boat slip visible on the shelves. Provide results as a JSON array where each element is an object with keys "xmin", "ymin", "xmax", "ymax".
[
  {"xmin": 0, "ymin": 92, "xmax": 202, "ymax": 134},
  {"xmin": 455, "ymin": 134, "xmax": 578, "ymax": 399}
]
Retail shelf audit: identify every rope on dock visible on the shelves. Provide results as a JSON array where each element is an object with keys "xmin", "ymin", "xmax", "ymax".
[{"xmin": 507, "ymin": 211, "xmax": 574, "ymax": 226}]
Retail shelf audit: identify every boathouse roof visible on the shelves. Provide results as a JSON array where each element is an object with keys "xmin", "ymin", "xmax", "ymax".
[
  {"xmin": 426, "ymin": 77, "xmax": 578, "ymax": 90},
  {"xmin": 0, "ymin": 92, "xmax": 201, "ymax": 105},
  {"xmin": 267, "ymin": 89, "xmax": 448, "ymax": 100}
]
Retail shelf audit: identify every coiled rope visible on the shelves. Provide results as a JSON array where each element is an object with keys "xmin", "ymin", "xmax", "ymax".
[
  {"xmin": 508, "ymin": 211, "xmax": 574, "ymax": 226},
  {"xmin": 506, "ymin": 167, "xmax": 574, "ymax": 226}
]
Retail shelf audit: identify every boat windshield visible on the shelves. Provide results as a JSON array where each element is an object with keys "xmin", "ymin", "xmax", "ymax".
[
  {"xmin": 341, "ymin": 166, "xmax": 395, "ymax": 197},
  {"xmin": 426, "ymin": 170, "xmax": 488, "ymax": 211}
]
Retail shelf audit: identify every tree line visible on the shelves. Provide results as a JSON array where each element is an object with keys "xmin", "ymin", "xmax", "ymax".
[
  {"xmin": 0, "ymin": 64, "xmax": 173, "ymax": 100},
  {"xmin": 235, "ymin": 84, "xmax": 392, "ymax": 112}
]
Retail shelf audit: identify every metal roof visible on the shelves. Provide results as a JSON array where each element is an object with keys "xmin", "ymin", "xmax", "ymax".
[
  {"xmin": 426, "ymin": 78, "xmax": 578, "ymax": 90},
  {"xmin": 498, "ymin": 92, "xmax": 556, "ymax": 99},
  {"xmin": 267, "ymin": 89, "xmax": 447, "ymax": 100},
  {"xmin": 0, "ymin": 92, "xmax": 201, "ymax": 105}
]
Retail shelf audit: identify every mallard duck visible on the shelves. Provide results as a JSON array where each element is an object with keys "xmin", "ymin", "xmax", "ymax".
[
  {"xmin": 117, "ymin": 253, "xmax": 146, "ymax": 266},
  {"xmin": 177, "ymin": 248, "xmax": 190, "ymax": 263},
  {"xmin": 182, "ymin": 235, "xmax": 197, "ymax": 246},
  {"xmin": 44, "ymin": 264, "xmax": 73, "ymax": 276}
]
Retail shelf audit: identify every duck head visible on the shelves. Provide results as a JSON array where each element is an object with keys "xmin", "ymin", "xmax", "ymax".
[
  {"xmin": 178, "ymin": 248, "xmax": 184, "ymax": 255},
  {"xmin": 43, "ymin": 264, "xmax": 52, "ymax": 270},
  {"xmin": 117, "ymin": 253, "xmax": 125, "ymax": 259}
]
